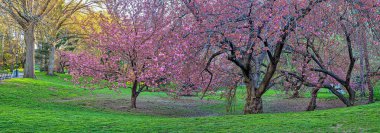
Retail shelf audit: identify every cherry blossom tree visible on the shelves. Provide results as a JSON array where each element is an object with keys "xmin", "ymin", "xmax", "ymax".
[
  {"xmin": 68, "ymin": 0, "xmax": 379, "ymax": 114},
  {"xmin": 69, "ymin": 0, "xmax": 184, "ymax": 108},
  {"xmin": 356, "ymin": 1, "xmax": 380, "ymax": 103},
  {"xmin": 283, "ymin": 0, "xmax": 380, "ymax": 110},
  {"xmin": 180, "ymin": 0, "xmax": 329, "ymax": 114}
]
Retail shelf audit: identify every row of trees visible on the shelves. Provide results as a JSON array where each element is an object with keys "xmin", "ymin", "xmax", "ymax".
[
  {"xmin": 1, "ymin": 0, "xmax": 379, "ymax": 114},
  {"xmin": 0, "ymin": 0, "xmax": 100, "ymax": 77},
  {"xmin": 0, "ymin": 18, "xmax": 24, "ymax": 72},
  {"xmin": 67, "ymin": 0, "xmax": 379, "ymax": 114}
]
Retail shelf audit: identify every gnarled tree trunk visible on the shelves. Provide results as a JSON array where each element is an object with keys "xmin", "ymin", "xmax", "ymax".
[
  {"xmin": 23, "ymin": 25, "xmax": 36, "ymax": 78},
  {"xmin": 243, "ymin": 75, "xmax": 264, "ymax": 114},
  {"xmin": 244, "ymin": 87, "xmax": 264, "ymax": 114}
]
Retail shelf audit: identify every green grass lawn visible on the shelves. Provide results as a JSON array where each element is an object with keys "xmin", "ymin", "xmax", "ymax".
[{"xmin": 0, "ymin": 73, "xmax": 379, "ymax": 132}]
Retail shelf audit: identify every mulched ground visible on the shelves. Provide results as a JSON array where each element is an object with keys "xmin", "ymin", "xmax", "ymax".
[
  {"xmin": 58, "ymin": 94, "xmax": 368, "ymax": 117},
  {"xmin": 94, "ymin": 97, "xmax": 221, "ymax": 117}
]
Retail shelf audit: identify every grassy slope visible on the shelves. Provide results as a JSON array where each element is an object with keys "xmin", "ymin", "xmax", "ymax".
[{"xmin": 0, "ymin": 73, "xmax": 379, "ymax": 132}]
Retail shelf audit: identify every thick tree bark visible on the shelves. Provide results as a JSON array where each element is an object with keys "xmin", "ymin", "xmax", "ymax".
[
  {"xmin": 243, "ymin": 76, "xmax": 254, "ymax": 114},
  {"xmin": 244, "ymin": 33, "xmax": 285, "ymax": 114},
  {"xmin": 244, "ymin": 58, "xmax": 280, "ymax": 114},
  {"xmin": 130, "ymin": 80, "xmax": 139, "ymax": 108},
  {"xmin": 252, "ymin": 97, "xmax": 263, "ymax": 114},
  {"xmin": 23, "ymin": 25, "xmax": 36, "ymax": 78},
  {"xmin": 243, "ymin": 86, "xmax": 263, "ymax": 114},
  {"xmin": 47, "ymin": 45, "xmax": 55, "ymax": 76},
  {"xmin": 307, "ymin": 88, "xmax": 320, "ymax": 111},
  {"xmin": 346, "ymin": 86, "xmax": 356, "ymax": 106},
  {"xmin": 243, "ymin": 73, "xmax": 263, "ymax": 114}
]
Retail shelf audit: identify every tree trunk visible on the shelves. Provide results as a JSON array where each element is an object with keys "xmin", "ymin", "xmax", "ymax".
[
  {"xmin": 131, "ymin": 94, "xmax": 137, "ymax": 108},
  {"xmin": 47, "ymin": 45, "xmax": 55, "ymax": 76},
  {"xmin": 243, "ymin": 76, "xmax": 253, "ymax": 114},
  {"xmin": 9, "ymin": 40, "xmax": 14, "ymax": 72},
  {"xmin": 244, "ymin": 54, "xmax": 266, "ymax": 114},
  {"xmin": 243, "ymin": 76, "xmax": 265, "ymax": 114},
  {"xmin": 226, "ymin": 85, "xmax": 237, "ymax": 112},
  {"xmin": 359, "ymin": 41, "xmax": 366, "ymax": 97},
  {"xmin": 291, "ymin": 89, "xmax": 300, "ymax": 98},
  {"xmin": 285, "ymin": 87, "xmax": 290, "ymax": 95},
  {"xmin": 307, "ymin": 88, "xmax": 320, "ymax": 111},
  {"xmin": 40, "ymin": 53, "xmax": 47, "ymax": 72},
  {"xmin": 327, "ymin": 87, "xmax": 351, "ymax": 106},
  {"xmin": 130, "ymin": 80, "xmax": 139, "ymax": 108},
  {"xmin": 341, "ymin": 23, "xmax": 355, "ymax": 106},
  {"xmin": 58, "ymin": 62, "xmax": 65, "ymax": 73},
  {"xmin": 23, "ymin": 25, "xmax": 36, "ymax": 78},
  {"xmin": 0, "ymin": 36, "xmax": 4, "ymax": 69},
  {"xmin": 243, "ymin": 91, "xmax": 264, "ymax": 114},
  {"xmin": 366, "ymin": 74, "xmax": 374, "ymax": 103},
  {"xmin": 362, "ymin": 27, "xmax": 374, "ymax": 103},
  {"xmin": 291, "ymin": 83, "xmax": 302, "ymax": 98},
  {"xmin": 252, "ymin": 97, "xmax": 263, "ymax": 114},
  {"xmin": 346, "ymin": 85, "xmax": 356, "ymax": 106}
]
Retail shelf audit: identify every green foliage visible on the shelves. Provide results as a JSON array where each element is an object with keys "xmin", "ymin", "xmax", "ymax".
[
  {"xmin": 0, "ymin": 73, "xmax": 379, "ymax": 132},
  {"xmin": 35, "ymin": 42, "xmax": 51, "ymax": 71},
  {"xmin": 375, "ymin": 82, "xmax": 380, "ymax": 101}
]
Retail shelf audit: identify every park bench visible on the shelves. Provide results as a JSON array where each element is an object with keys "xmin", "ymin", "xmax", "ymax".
[
  {"xmin": 0, "ymin": 73, "xmax": 11, "ymax": 80},
  {"xmin": 0, "ymin": 70, "xmax": 19, "ymax": 80}
]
